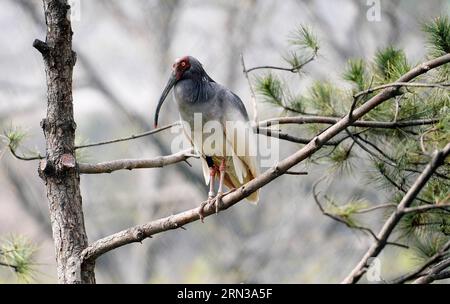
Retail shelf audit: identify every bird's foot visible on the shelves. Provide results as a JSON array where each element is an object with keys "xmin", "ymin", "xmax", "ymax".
[
  {"xmin": 198, "ymin": 201, "xmax": 207, "ymax": 223},
  {"xmin": 213, "ymin": 192, "xmax": 224, "ymax": 214},
  {"xmin": 198, "ymin": 192, "xmax": 215, "ymax": 223},
  {"xmin": 197, "ymin": 192, "xmax": 224, "ymax": 222}
]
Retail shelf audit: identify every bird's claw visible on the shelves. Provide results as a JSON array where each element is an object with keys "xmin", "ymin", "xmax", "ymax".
[
  {"xmin": 214, "ymin": 192, "xmax": 224, "ymax": 214},
  {"xmin": 198, "ymin": 200, "xmax": 208, "ymax": 223},
  {"xmin": 198, "ymin": 192, "xmax": 224, "ymax": 223}
]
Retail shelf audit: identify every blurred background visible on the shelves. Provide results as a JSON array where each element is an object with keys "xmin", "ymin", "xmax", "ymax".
[{"xmin": 0, "ymin": 0, "xmax": 449, "ymax": 283}]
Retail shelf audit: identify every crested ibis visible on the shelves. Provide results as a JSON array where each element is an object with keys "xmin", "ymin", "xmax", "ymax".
[{"xmin": 154, "ymin": 56, "xmax": 259, "ymax": 219}]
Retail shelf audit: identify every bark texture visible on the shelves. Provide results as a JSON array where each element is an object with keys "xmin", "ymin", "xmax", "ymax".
[{"xmin": 35, "ymin": 0, "xmax": 95, "ymax": 283}]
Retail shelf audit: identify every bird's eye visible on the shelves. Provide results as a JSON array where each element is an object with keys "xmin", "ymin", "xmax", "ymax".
[{"xmin": 181, "ymin": 61, "xmax": 186, "ymax": 67}]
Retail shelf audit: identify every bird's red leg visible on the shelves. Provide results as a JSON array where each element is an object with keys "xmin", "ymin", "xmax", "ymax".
[
  {"xmin": 214, "ymin": 159, "xmax": 226, "ymax": 213},
  {"xmin": 208, "ymin": 166, "xmax": 217, "ymax": 199},
  {"xmin": 198, "ymin": 166, "xmax": 217, "ymax": 222}
]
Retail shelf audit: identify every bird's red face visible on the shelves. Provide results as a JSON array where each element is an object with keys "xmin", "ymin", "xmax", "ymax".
[
  {"xmin": 155, "ymin": 56, "xmax": 191, "ymax": 128},
  {"xmin": 172, "ymin": 56, "xmax": 191, "ymax": 80}
]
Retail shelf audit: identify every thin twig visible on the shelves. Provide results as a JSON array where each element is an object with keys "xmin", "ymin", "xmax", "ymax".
[
  {"xmin": 420, "ymin": 127, "xmax": 437, "ymax": 156},
  {"xmin": 401, "ymin": 204, "xmax": 450, "ymax": 214},
  {"xmin": 75, "ymin": 123, "xmax": 178, "ymax": 150},
  {"xmin": 285, "ymin": 171, "xmax": 308, "ymax": 175},
  {"xmin": 259, "ymin": 116, "xmax": 439, "ymax": 129},
  {"xmin": 244, "ymin": 53, "xmax": 316, "ymax": 74},
  {"xmin": 0, "ymin": 261, "xmax": 18, "ymax": 271},
  {"xmin": 353, "ymin": 82, "xmax": 450, "ymax": 98},
  {"xmin": 353, "ymin": 203, "xmax": 398, "ymax": 214},
  {"xmin": 8, "ymin": 145, "xmax": 43, "ymax": 161},
  {"xmin": 312, "ymin": 178, "xmax": 406, "ymax": 248},
  {"xmin": 240, "ymin": 53, "xmax": 258, "ymax": 124},
  {"xmin": 256, "ymin": 127, "xmax": 338, "ymax": 146}
]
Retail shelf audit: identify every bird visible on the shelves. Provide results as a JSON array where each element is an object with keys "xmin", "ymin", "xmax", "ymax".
[{"xmin": 154, "ymin": 56, "xmax": 259, "ymax": 219}]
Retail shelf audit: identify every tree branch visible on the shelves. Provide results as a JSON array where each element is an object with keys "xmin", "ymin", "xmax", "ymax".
[
  {"xmin": 8, "ymin": 145, "xmax": 43, "ymax": 161},
  {"xmin": 244, "ymin": 53, "xmax": 316, "ymax": 73},
  {"xmin": 390, "ymin": 240, "xmax": 450, "ymax": 284},
  {"xmin": 342, "ymin": 142, "xmax": 450, "ymax": 284},
  {"xmin": 81, "ymin": 54, "xmax": 450, "ymax": 264},
  {"xmin": 78, "ymin": 149, "xmax": 198, "ymax": 174},
  {"xmin": 259, "ymin": 116, "xmax": 439, "ymax": 129},
  {"xmin": 0, "ymin": 261, "xmax": 18, "ymax": 272},
  {"xmin": 353, "ymin": 82, "xmax": 450, "ymax": 98},
  {"xmin": 74, "ymin": 123, "xmax": 177, "ymax": 150},
  {"xmin": 401, "ymin": 204, "xmax": 450, "ymax": 214},
  {"xmin": 413, "ymin": 257, "xmax": 450, "ymax": 284}
]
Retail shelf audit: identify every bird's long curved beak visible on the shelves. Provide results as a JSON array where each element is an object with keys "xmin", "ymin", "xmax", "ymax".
[{"xmin": 154, "ymin": 73, "xmax": 176, "ymax": 128}]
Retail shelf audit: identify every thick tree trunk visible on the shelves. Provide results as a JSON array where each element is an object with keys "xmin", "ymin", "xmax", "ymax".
[{"xmin": 34, "ymin": 0, "xmax": 95, "ymax": 283}]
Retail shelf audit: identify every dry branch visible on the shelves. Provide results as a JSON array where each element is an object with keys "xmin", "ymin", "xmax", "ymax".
[{"xmin": 78, "ymin": 149, "xmax": 197, "ymax": 174}]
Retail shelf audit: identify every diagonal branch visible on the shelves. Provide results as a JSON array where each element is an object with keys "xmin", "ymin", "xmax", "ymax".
[
  {"xmin": 413, "ymin": 257, "xmax": 450, "ymax": 284},
  {"xmin": 390, "ymin": 240, "xmax": 450, "ymax": 284},
  {"xmin": 81, "ymin": 54, "xmax": 450, "ymax": 264},
  {"xmin": 342, "ymin": 142, "xmax": 450, "ymax": 284}
]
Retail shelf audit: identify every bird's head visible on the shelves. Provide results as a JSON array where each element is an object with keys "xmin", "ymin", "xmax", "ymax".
[{"xmin": 154, "ymin": 56, "xmax": 210, "ymax": 128}]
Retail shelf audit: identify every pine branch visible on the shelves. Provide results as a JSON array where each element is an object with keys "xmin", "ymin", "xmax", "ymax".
[
  {"xmin": 390, "ymin": 240, "xmax": 450, "ymax": 284},
  {"xmin": 244, "ymin": 54, "xmax": 316, "ymax": 73},
  {"xmin": 259, "ymin": 116, "xmax": 439, "ymax": 129},
  {"xmin": 313, "ymin": 178, "xmax": 407, "ymax": 248},
  {"xmin": 342, "ymin": 142, "xmax": 450, "ymax": 284},
  {"xmin": 414, "ymin": 257, "xmax": 450, "ymax": 284}
]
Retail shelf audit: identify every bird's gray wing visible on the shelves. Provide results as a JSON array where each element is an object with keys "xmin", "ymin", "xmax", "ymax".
[{"xmin": 228, "ymin": 91, "xmax": 250, "ymax": 121}]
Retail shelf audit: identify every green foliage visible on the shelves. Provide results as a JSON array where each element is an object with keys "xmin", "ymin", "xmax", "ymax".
[
  {"xmin": 344, "ymin": 59, "xmax": 367, "ymax": 91},
  {"xmin": 325, "ymin": 198, "xmax": 369, "ymax": 228},
  {"xmin": 308, "ymin": 82, "xmax": 339, "ymax": 116},
  {"xmin": 412, "ymin": 235, "xmax": 449, "ymax": 262},
  {"xmin": 288, "ymin": 25, "xmax": 319, "ymax": 54},
  {"xmin": 282, "ymin": 25, "xmax": 319, "ymax": 71},
  {"xmin": 255, "ymin": 73, "xmax": 308, "ymax": 113},
  {"xmin": 422, "ymin": 16, "xmax": 450, "ymax": 57},
  {"xmin": 328, "ymin": 144, "xmax": 355, "ymax": 176},
  {"xmin": 1, "ymin": 235, "xmax": 37, "ymax": 283},
  {"xmin": 374, "ymin": 47, "xmax": 410, "ymax": 82},
  {"xmin": 3, "ymin": 125, "xmax": 27, "ymax": 151},
  {"xmin": 255, "ymin": 72, "xmax": 284, "ymax": 107}
]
